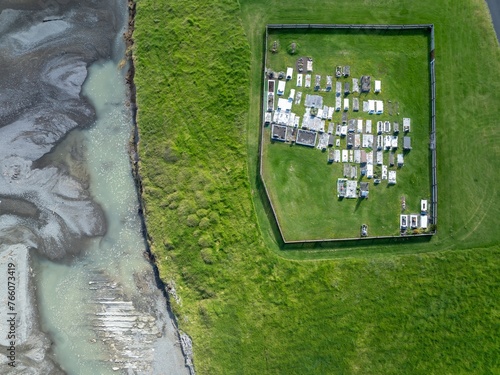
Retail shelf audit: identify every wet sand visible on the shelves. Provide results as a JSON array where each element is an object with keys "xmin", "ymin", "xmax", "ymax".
[{"xmin": 0, "ymin": 1, "xmax": 112, "ymax": 260}]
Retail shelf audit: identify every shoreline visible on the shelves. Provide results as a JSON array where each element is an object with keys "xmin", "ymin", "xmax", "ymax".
[
  {"xmin": 485, "ymin": 0, "xmax": 500, "ymax": 44},
  {"xmin": 124, "ymin": 1, "xmax": 195, "ymax": 373}
]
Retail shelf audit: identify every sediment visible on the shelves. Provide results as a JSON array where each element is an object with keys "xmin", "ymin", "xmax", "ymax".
[
  {"xmin": 0, "ymin": 245, "xmax": 64, "ymax": 374},
  {"xmin": 0, "ymin": 2, "xmax": 114, "ymax": 260},
  {"xmin": 0, "ymin": 1, "xmax": 118, "ymax": 372}
]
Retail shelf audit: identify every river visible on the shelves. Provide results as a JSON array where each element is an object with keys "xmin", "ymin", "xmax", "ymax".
[
  {"xmin": 0, "ymin": 0, "xmax": 189, "ymax": 373},
  {"xmin": 485, "ymin": 0, "xmax": 500, "ymax": 43}
]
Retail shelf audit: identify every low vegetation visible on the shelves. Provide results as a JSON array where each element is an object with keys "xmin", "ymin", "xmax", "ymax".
[{"xmin": 133, "ymin": 0, "xmax": 500, "ymax": 373}]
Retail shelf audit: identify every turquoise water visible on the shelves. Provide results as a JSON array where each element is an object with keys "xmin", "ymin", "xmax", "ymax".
[
  {"xmin": 23, "ymin": 1, "xmax": 188, "ymax": 372},
  {"xmin": 35, "ymin": 60, "xmax": 149, "ymax": 374}
]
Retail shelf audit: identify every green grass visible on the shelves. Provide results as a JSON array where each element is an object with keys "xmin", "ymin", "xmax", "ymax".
[
  {"xmin": 243, "ymin": 0, "xmax": 500, "ymax": 256},
  {"xmin": 261, "ymin": 29, "xmax": 431, "ymax": 240},
  {"xmin": 132, "ymin": 0, "xmax": 500, "ymax": 373}
]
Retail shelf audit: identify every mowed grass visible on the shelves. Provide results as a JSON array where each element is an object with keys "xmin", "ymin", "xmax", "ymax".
[
  {"xmin": 262, "ymin": 30, "xmax": 431, "ymax": 240},
  {"xmin": 264, "ymin": 140, "xmax": 428, "ymax": 239},
  {"xmin": 133, "ymin": 0, "xmax": 500, "ymax": 373}
]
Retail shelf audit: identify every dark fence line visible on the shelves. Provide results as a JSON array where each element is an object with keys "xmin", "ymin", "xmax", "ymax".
[
  {"xmin": 284, "ymin": 232, "xmax": 433, "ymax": 244},
  {"xmin": 259, "ymin": 24, "xmax": 437, "ymax": 249},
  {"xmin": 282, "ymin": 233, "xmax": 433, "ymax": 250},
  {"xmin": 260, "ymin": 26, "xmax": 268, "ymax": 175},
  {"xmin": 267, "ymin": 24, "xmax": 434, "ymax": 30}
]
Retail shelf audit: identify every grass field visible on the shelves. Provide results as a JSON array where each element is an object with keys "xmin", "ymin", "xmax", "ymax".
[
  {"xmin": 261, "ymin": 29, "xmax": 431, "ymax": 240},
  {"xmin": 133, "ymin": 0, "xmax": 500, "ymax": 373},
  {"xmin": 243, "ymin": 0, "xmax": 500, "ymax": 257}
]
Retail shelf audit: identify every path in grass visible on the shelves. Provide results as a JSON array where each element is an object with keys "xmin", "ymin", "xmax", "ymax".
[{"xmin": 133, "ymin": 0, "xmax": 500, "ymax": 373}]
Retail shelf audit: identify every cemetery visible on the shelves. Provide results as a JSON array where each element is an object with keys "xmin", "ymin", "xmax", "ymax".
[{"xmin": 260, "ymin": 25, "xmax": 435, "ymax": 241}]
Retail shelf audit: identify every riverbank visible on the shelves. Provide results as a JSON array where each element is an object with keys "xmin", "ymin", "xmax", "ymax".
[
  {"xmin": 125, "ymin": 0, "xmax": 195, "ymax": 373},
  {"xmin": 486, "ymin": 0, "xmax": 500, "ymax": 43}
]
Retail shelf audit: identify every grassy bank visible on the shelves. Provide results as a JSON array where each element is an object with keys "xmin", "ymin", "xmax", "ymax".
[{"xmin": 133, "ymin": 0, "xmax": 500, "ymax": 373}]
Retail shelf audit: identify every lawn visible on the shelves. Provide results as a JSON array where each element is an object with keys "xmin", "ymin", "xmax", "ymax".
[
  {"xmin": 261, "ymin": 29, "xmax": 431, "ymax": 240},
  {"xmin": 132, "ymin": 0, "xmax": 500, "ymax": 373}
]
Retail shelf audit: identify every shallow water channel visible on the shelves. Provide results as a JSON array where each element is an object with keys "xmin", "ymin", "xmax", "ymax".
[{"xmin": 34, "ymin": 61, "xmax": 187, "ymax": 374}]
